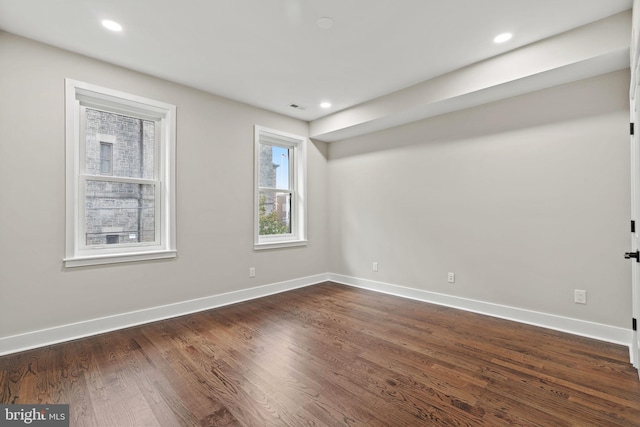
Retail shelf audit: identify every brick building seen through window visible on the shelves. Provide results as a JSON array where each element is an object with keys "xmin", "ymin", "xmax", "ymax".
[{"xmin": 84, "ymin": 109, "xmax": 156, "ymax": 246}]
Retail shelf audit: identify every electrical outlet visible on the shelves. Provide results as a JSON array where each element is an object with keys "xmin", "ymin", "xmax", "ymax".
[
  {"xmin": 249, "ymin": 267, "xmax": 255, "ymax": 278},
  {"xmin": 373, "ymin": 261, "xmax": 378, "ymax": 272},
  {"xmin": 448, "ymin": 272, "xmax": 455, "ymax": 283},
  {"xmin": 574, "ymin": 289, "xmax": 586, "ymax": 304}
]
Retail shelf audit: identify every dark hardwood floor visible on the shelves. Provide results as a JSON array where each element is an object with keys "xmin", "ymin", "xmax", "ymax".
[{"xmin": 1, "ymin": 282, "xmax": 639, "ymax": 426}]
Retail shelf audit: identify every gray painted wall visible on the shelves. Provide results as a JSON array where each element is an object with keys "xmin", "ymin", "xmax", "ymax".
[
  {"xmin": 328, "ymin": 70, "xmax": 631, "ymax": 328},
  {"xmin": 0, "ymin": 32, "xmax": 329, "ymax": 338},
  {"xmin": 0, "ymin": 30, "xmax": 631, "ymax": 342}
]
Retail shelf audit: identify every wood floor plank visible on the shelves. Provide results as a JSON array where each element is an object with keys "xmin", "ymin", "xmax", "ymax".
[{"xmin": 1, "ymin": 282, "xmax": 639, "ymax": 426}]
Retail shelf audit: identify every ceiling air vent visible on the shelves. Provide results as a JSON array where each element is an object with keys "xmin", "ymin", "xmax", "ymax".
[{"xmin": 289, "ymin": 103, "xmax": 306, "ymax": 110}]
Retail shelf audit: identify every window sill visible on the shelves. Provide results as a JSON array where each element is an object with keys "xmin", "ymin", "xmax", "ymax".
[
  {"xmin": 253, "ymin": 240, "xmax": 307, "ymax": 251},
  {"xmin": 63, "ymin": 250, "xmax": 177, "ymax": 268}
]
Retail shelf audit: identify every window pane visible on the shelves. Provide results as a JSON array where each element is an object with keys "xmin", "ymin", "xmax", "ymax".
[
  {"xmin": 85, "ymin": 109, "xmax": 155, "ymax": 179},
  {"xmin": 259, "ymin": 191, "xmax": 291, "ymax": 235},
  {"xmin": 258, "ymin": 143, "xmax": 290, "ymax": 189},
  {"xmin": 100, "ymin": 142, "xmax": 113, "ymax": 175},
  {"xmin": 85, "ymin": 180, "xmax": 156, "ymax": 246}
]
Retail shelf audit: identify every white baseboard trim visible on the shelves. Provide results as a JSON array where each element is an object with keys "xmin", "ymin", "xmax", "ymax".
[
  {"xmin": 1, "ymin": 273, "xmax": 632, "ymax": 360},
  {"xmin": 0, "ymin": 273, "xmax": 330, "ymax": 356},
  {"xmin": 329, "ymin": 273, "xmax": 632, "ymax": 350}
]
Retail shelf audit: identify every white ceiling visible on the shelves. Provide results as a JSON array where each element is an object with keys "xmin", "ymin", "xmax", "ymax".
[{"xmin": 0, "ymin": 0, "xmax": 632, "ymax": 122}]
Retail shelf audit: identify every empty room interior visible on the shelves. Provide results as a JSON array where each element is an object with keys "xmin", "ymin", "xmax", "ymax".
[{"xmin": 2, "ymin": 0, "xmax": 640, "ymax": 425}]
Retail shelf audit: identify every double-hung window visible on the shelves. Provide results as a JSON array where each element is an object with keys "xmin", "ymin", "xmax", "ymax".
[
  {"xmin": 65, "ymin": 79, "xmax": 176, "ymax": 267},
  {"xmin": 254, "ymin": 126, "xmax": 307, "ymax": 250}
]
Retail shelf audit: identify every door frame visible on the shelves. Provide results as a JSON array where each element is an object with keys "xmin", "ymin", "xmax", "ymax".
[{"xmin": 630, "ymin": 0, "xmax": 640, "ymax": 373}]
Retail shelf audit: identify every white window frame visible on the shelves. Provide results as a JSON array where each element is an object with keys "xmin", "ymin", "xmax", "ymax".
[
  {"xmin": 64, "ymin": 79, "xmax": 177, "ymax": 267},
  {"xmin": 254, "ymin": 125, "xmax": 307, "ymax": 250}
]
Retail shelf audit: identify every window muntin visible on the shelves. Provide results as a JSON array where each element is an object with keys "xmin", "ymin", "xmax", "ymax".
[
  {"xmin": 65, "ymin": 79, "xmax": 176, "ymax": 267},
  {"xmin": 254, "ymin": 126, "xmax": 306, "ymax": 250}
]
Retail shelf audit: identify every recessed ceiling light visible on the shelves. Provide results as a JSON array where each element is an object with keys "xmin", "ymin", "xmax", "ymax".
[
  {"xmin": 102, "ymin": 19, "xmax": 122, "ymax": 32},
  {"xmin": 317, "ymin": 17, "xmax": 334, "ymax": 30},
  {"xmin": 493, "ymin": 32, "xmax": 512, "ymax": 44},
  {"xmin": 320, "ymin": 102, "xmax": 332, "ymax": 109}
]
